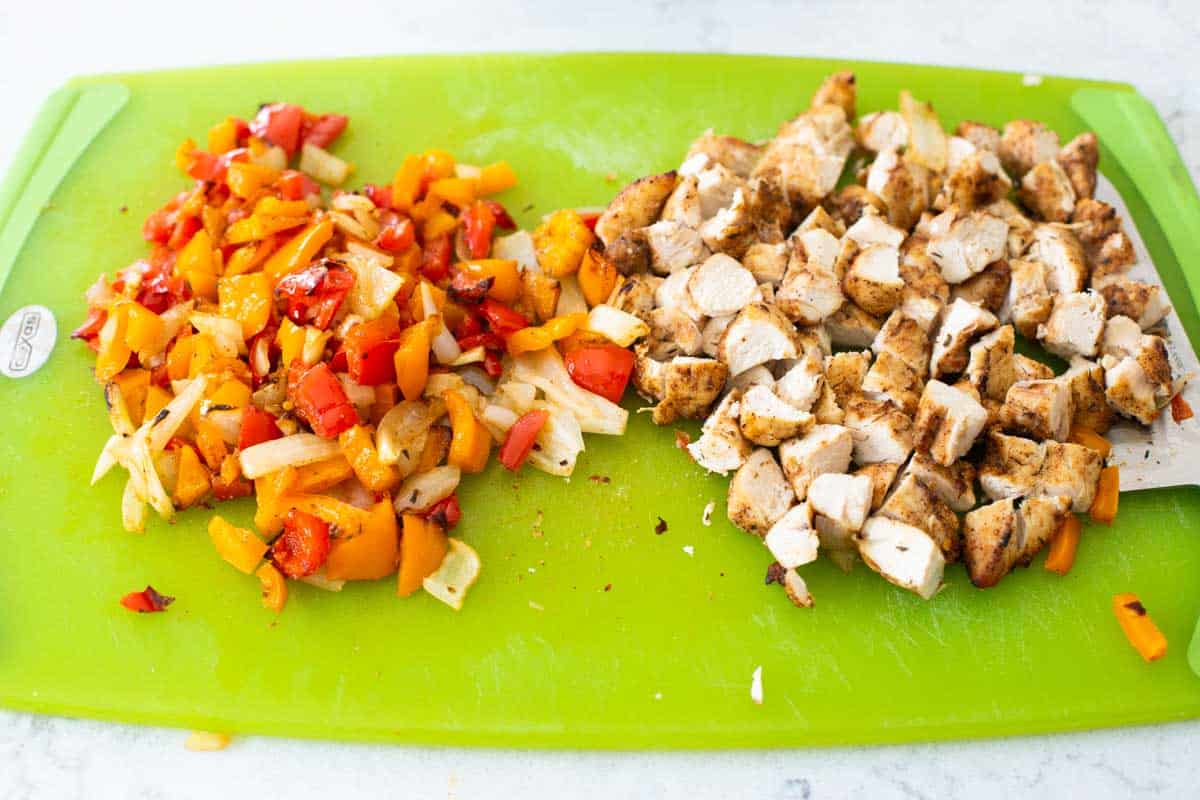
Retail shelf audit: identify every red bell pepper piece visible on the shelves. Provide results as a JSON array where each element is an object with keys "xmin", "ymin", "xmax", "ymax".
[
  {"xmin": 364, "ymin": 183, "xmax": 393, "ymax": 209},
  {"xmin": 120, "ymin": 585, "xmax": 175, "ymax": 613},
  {"xmin": 453, "ymin": 310, "xmax": 484, "ymax": 341},
  {"xmin": 420, "ymin": 234, "xmax": 453, "ymax": 283},
  {"xmin": 272, "ymin": 509, "xmax": 331, "ymax": 578},
  {"xmin": 479, "ymin": 299, "xmax": 529, "ymax": 338},
  {"xmin": 273, "ymin": 260, "xmax": 356, "ymax": 330},
  {"xmin": 483, "ymin": 200, "xmax": 517, "ymax": 230},
  {"xmin": 238, "ymin": 406, "xmax": 284, "ymax": 450},
  {"xmin": 250, "ymin": 103, "xmax": 305, "ymax": 158},
  {"xmin": 376, "ymin": 214, "xmax": 415, "ymax": 253},
  {"xmin": 327, "ymin": 347, "xmax": 349, "ymax": 373},
  {"xmin": 564, "ymin": 345, "xmax": 634, "ymax": 403},
  {"xmin": 462, "ymin": 201, "xmax": 496, "ymax": 259},
  {"xmin": 424, "ymin": 494, "xmax": 462, "ymax": 529},
  {"xmin": 343, "ymin": 317, "xmax": 402, "ymax": 386},
  {"xmin": 499, "ymin": 409, "xmax": 550, "ymax": 471},
  {"xmin": 301, "ymin": 114, "xmax": 349, "ymax": 149},
  {"xmin": 185, "ymin": 150, "xmax": 227, "ymax": 183},
  {"xmin": 580, "ymin": 211, "xmax": 601, "ymax": 232},
  {"xmin": 483, "ymin": 349, "xmax": 503, "ymax": 379},
  {"xmin": 276, "ymin": 169, "xmax": 319, "ymax": 201},
  {"xmin": 292, "ymin": 362, "xmax": 359, "ymax": 438},
  {"xmin": 167, "ymin": 214, "xmax": 203, "ymax": 250},
  {"xmin": 137, "ymin": 271, "xmax": 192, "ymax": 314},
  {"xmin": 142, "ymin": 209, "xmax": 174, "ymax": 244},
  {"xmin": 72, "ymin": 307, "xmax": 107, "ymax": 341}
]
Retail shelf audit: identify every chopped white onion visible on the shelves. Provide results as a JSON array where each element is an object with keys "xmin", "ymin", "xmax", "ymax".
[
  {"xmin": 457, "ymin": 364, "xmax": 496, "ymax": 396},
  {"xmin": 203, "ymin": 407, "xmax": 243, "ymax": 445},
  {"xmin": 481, "ymin": 403, "xmax": 519, "ymax": 441},
  {"xmin": 336, "ymin": 373, "xmax": 376, "ymax": 412},
  {"xmin": 525, "ymin": 403, "xmax": 584, "ymax": 477},
  {"xmin": 423, "ymin": 538, "xmax": 482, "ymax": 610},
  {"xmin": 492, "ymin": 231, "xmax": 539, "ymax": 273},
  {"xmin": 299, "ymin": 570, "xmax": 346, "ymax": 592},
  {"xmin": 239, "ymin": 433, "xmax": 342, "ymax": 479},
  {"xmin": 453, "ymin": 163, "xmax": 482, "ymax": 180},
  {"xmin": 92, "ymin": 434, "xmax": 130, "ymax": 485},
  {"xmin": 449, "ymin": 346, "xmax": 486, "ymax": 367},
  {"xmin": 393, "ymin": 466, "xmax": 461, "ymax": 513},
  {"xmin": 586, "ymin": 304, "xmax": 650, "ymax": 346},
  {"xmin": 250, "ymin": 144, "xmax": 288, "ymax": 172},
  {"xmin": 344, "ymin": 252, "xmax": 406, "ymax": 320},
  {"xmin": 376, "ymin": 400, "xmax": 430, "ymax": 472},
  {"xmin": 189, "ymin": 312, "xmax": 245, "ymax": 357},
  {"xmin": 147, "ymin": 375, "xmax": 209, "ymax": 452},
  {"xmin": 299, "ymin": 143, "xmax": 350, "ymax": 185},
  {"xmin": 496, "ymin": 381, "xmax": 537, "ymax": 415},
  {"xmin": 555, "ymin": 274, "xmax": 588, "ymax": 316},
  {"xmin": 121, "ymin": 476, "xmax": 147, "ymax": 533},
  {"xmin": 431, "ymin": 320, "xmax": 462, "ymax": 365}
]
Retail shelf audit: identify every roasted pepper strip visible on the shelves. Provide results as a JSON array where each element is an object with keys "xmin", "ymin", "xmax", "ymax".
[
  {"xmin": 255, "ymin": 562, "xmax": 288, "ymax": 613},
  {"xmin": 1113, "ymin": 593, "xmax": 1168, "ymax": 662},
  {"xmin": 339, "ymin": 424, "xmax": 400, "ymax": 492},
  {"xmin": 262, "ymin": 219, "xmax": 334, "ymax": 281},
  {"xmin": 397, "ymin": 514, "xmax": 448, "ymax": 597},
  {"xmin": 208, "ymin": 515, "xmax": 267, "ymax": 574},
  {"xmin": 506, "ymin": 312, "xmax": 587, "ymax": 356},
  {"xmin": 444, "ymin": 388, "xmax": 491, "ymax": 473},
  {"xmin": 394, "ymin": 317, "xmax": 438, "ymax": 401}
]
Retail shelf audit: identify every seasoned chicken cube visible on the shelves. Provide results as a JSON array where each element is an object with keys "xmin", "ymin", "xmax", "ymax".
[
  {"xmin": 699, "ymin": 188, "xmax": 756, "ymax": 259},
  {"xmin": 1037, "ymin": 290, "xmax": 1107, "ymax": 359},
  {"xmin": 873, "ymin": 311, "xmax": 931, "ymax": 376},
  {"xmin": 685, "ymin": 130, "xmax": 763, "ymax": 179},
  {"xmin": 1001, "ymin": 379, "xmax": 1072, "ymax": 441},
  {"xmin": 845, "ymin": 210, "xmax": 907, "ymax": 249},
  {"xmin": 1011, "ymin": 353, "xmax": 1054, "ymax": 383},
  {"xmin": 808, "ymin": 473, "xmax": 873, "ymax": 532},
  {"xmin": 660, "ymin": 174, "xmax": 702, "ymax": 227},
  {"xmin": 1092, "ymin": 233, "xmax": 1137, "ymax": 286},
  {"xmin": 782, "ymin": 568, "xmax": 816, "ymax": 607},
  {"xmin": 811, "ymin": 70, "xmax": 857, "ymax": 119},
  {"xmin": 651, "ymin": 356, "xmax": 729, "ymax": 425},
  {"xmin": 857, "ymin": 110, "xmax": 908, "ymax": 153},
  {"xmin": 862, "ymin": 350, "xmax": 923, "ymax": 415},
  {"xmin": 700, "ymin": 314, "xmax": 734, "ymax": 359},
  {"xmin": 1096, "ymin": 278, "xmax": 1172, "ymax": 330},
  {"xmin": 998, "ymin": 120, "xmax": 1060, "ymax": 180},
  {"xmin": 717, "ymin": 303, "xmax": 799, "ymax": 377},
  {"xmin": 1000, "ymin": 258, "xmax": 1054, "ymax": 338},
  {"xmin": 927, "ymin": 207, "xmax": 1009, "ymax": 284},
  {"xmin": 1036, "ymin": 440, "xmax": 1103, "ymax": 513},
  {"xmin": 844, "ymin": 245, "xmax": 904, "ymax": 317},
  {"xmin": 728, "ymin": 364, "xmax": 775, "ymax": 394},
  {"xmin": 753, "ymin": 105, "xmax": 855, "ymax": 209},
  {"xmin": 764, "ymin": 503, "xmax": 819, "ymax": 568},
  {"xmin": 857, "ymin": 516, "xmax": 945, "ymax": 599},
  {"xmin": 1028, "ymin": 224, "xmax": 1088, "ymax": 294},
  {"xmin": 595, "ymin": 171, "xmax": 677, "ymax": 247},
  {"xmin": 930, "ymin": 298, "xmax": 999, "ymax": 379},
  {"xmin": 727, "ymin": 448, "xmax": 796, "ymax": 536},
  {"xmin": 1101, "ymin": 354, "xmax": 1160, "ymax": 426},
  {"xmin": 963, "ymin": 495, "xmax": 1069, "ymax": 588},
  {"xmin": 646, "ymin": 307, "xmax": 703, "ymax": 360},
  {"xmin": 865, "ymin": 150, "xmax": 931, "ymax": 231},
  {"xmin": 899, "ymin": 90, "xmax": 948, "ymax": 172},
  {"xmin": 1018, "ymin": 159, "xmax": 1077, "ymax": 222},
  {"xmin": 823, "ymin": 350, "xmax": 872, "ymax": 408},
  {"xmin": 898, "ymin": 255, "xmax": 950, "ymax": 332},
  {"xmin": 1059, "ymin": 358, "xmax": 1114, "ymax": 433},
  {"xmin": 642, "ymin": 220, "xmax": 710, "ymax": 275},
  {"xmin": 856, "ymin": 462, "xmax": 902, "ymax": 511},
  {"xmin": 936, "ymin": 150, "xmax": 1012, "ymax": 211},
  {"xmin": 739, "ymin": 385, "xmax": 815, "ymax": 446},
  {"xmin": 913, "ymin": 380, "xmax": 989, "ymax": 466},
  {"xmin": 979, "ymin": 430, "xmax": 1046, "ymax": 501},
  {"xmin": 796, "ymin": 205, "xmax": 846, "ymax": 237},
  {"xmin": 778, "ymin": 424, "xmax": 854, "ymax": 499},
  {"xmin": 631, "ymin": 344, "xmax": 665, "ymax": 401},
  {"xmin": 608, "ymin": 273, "xmax": 660, "ymax": 322},
  {"xmin": 742, "ymin": 242, "xmax": 789, "ymax": 285},
  {"xmin": 686, "ymin": 391, "xmax": 752, "ymax": 475},
  {"xmin": 951, "ymin": 259, "xmax": 1011, "ymax": 313},
  {"xmin": 604, "ymin": 232, "xmax": 652, "ymax": 276},
  {"xmin": 844, "ymin": 396, "xmax": 914, "ymax": 465},
  {"xmin": 904, "ymin": 451, "xmax": 977, "ymax": 512},
  {"xmin": 813, "ymin": 381, "xmax": 846, "ymax": 425},
  {"xmin": 745, "ymin": 177, "xmax": 791, "ymax": 243},
  {"xmin": 825, "ymin": 301, "xmax": 884, "ymax": 349},
  {"xmin": 1070, "ymin": 197, "xmax": 1122, "ymax": 255},
  {"xmin": 1100, "ymin": 314, "xmax": 1144, "ymax": 359},
  {"xmin": 775, "ymin": 352, "xmax": 825, "ymax": 411},
  {"xmin": 793, "ymin": 227, "xmax": 842, "ymax": 272},
  {"xmin": 946, "ymin": 135, "xmax": 978, "ymax": 174},
  {"xmin": 815, "ymin": 514, "xmax": 858, "ymax": 572},
  {"xmin": 694, "ymin": 163, "xmax": 745, "ymax": 220},
  {"xmin": 877, "ymin": 473, "xmax": 961, "ymax": 562},
  {"xmin": 955, "ymin": 120, "xmax": 1001, "ymax": 153},
  {"xmin": 825, "ymin": 185, "xmax": 887, "ymax": 229},
  {"xmin": 686, "ymin": 253, "xmax": 758, "ymax": 317},
  {"xmin": 966, "ymin": 325, "xmax": 1016, "ymax": 402},
  {"xmin": 776, "ymin": 258, "xmax": 844, "ymax": 326},
  {"xmin": 1057, "ymin": 131, "xmax": 1099, "ymax": 200}
]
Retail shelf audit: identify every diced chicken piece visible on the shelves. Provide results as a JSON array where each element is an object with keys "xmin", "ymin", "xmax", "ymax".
[
  {"xmin": 1059, "ymin": 358, "xmax": 1114, "ymax": 433},
  {"xmin": 776, "ymin": 251, "xmax": 844, "ymax": 325},
  {"xmin": 694, "ymin": 163, "xmax": 745, "ymax": 220},
  {"xmin": 764, "ymin": 503, "xmax": 819, "ymax": 568},
  {"xmin": 979, "ymin": 430, "xmax": 1046, "ymax": 501},
  {"xmin": 685, "ymin": 391, "xmax": 751, "ymax": 475},
  {"xmin": 1037, "ymin": 290, "xmax": 1107, "ymax": 359},
  {"xmin": 824, "ymin": 185, "xmax": 887, "ymax": 229},
  {"xmin": 899, "ymin": 90, "xmax": 948, "ymax": 173},
  {"xmin": 857, "ymin": 111, "xmax": 909, "ymax": 153},
  {"xmin": 951, "ymin": 260, "xmax": 1010, "ymax": 313},
  {"xmin": 752, "ymin": 105, "xmax": 855, "ymax": 209},
  {"xmin": 1100, "ymin": 314, "xmax": 1144, "ymax": 359},
  {"xmin": 811, "ymin": 70, "xmax": 857, "ymax": 119},
  {"xmin": 865, "ymin": 150, "xmax": 931, "ymax": 231},
  {"xmin": 815, "ymin": 514, "xmax": 858, "ymax": 572},
  {"xmin": 699, "ymin": 188, "xmax": 756, "ymax": 259},
  {"xmin": 825, "ymin": 301, "xmax": 884, "ymax": 349},
  {"xmin": 1035, "ymin": 440, "xmax": 1103, "ymax": 513},
  {"xmin": 982, "ymin": 199, "xmax": 1037, "ymax": 259},
  {"xmin": 877, "ymin": 473, "xmax": 961, "ymax": 562},
  {"xmin": 904, "ymin": 451, "xmax": 977, "ymax": 512},
  {"xmin": 700, "ymin": 314, "xmax": 734, "ymax": 358},
  {"xmin": 793, "ymin": 227, "xmax": 842, "ymax": 272},
  {"xmin": 1001, "ymin": 379, "xmax": 1072, "ymax": 441},
  {"xmin": 1096, "ymin": 278, "xmax": 1171, "ymax": 330},
  {"xmin": 685, "ymin": 253, "xmax": 757, "ymax": 317},
  {"xmin": 857, "ymin": 516, "xmax": 945, "ymax": 599},
  {"xmin": 963, "ymin": 495, "xmax": 1070, "ymax": 588},
  {"xmin": 856, "ymin": 462, "xmax": 901, "ymax": 511},
  {"xmin": 782, "ymin": 567, "xmax": 815, "ymax": 607},
  {"xmin": 1000, "ymin": 258, "xmax": 1054, "ymax": 338},
  {"xmin": 642, "ymin": 220, "xmax": 710, "ymax": 275},
  {"xmin": 844, "ymin": 396, "xmax": 914, "ymax": 465},
  {"xmin": 727, "ymin": 448, "xmax": 796, "ymax": 536},
  {"xmin": 1121, "ymin": 333, "xmax": 1174, "ymax": 408},
  {"xmin": 1028, "ymin": 224, "xmax": 1088, "ymax": 294},
  {"xmin": 739, "ymin": 385, "xmax": 815, "ymax": 446},
  {"xmin": 775, "ymin": 352, "xmax": 825, "ymax": 412},
  {"xmin": 927, "ymin": 208, "xmax": 1010, "ymax": 284},
  {"xmin": 717, "ymin": 303, "xmax": 799, "ymax": 377},
  {"xmin": 936, "ymin": 150, "xmax": 1012, "ymax": 212},
  {"xmin": 845, "ymin": 210, "xmax": 907, "ymax": 249},
  {"xmin": 1101, "ymin": 353, "xmax": 1160, "ymax": 426},
  {"xmin": 930, "ymin": 298, "xmax": 999, "ymax": 379},
  {"xmin": 899, "ymin": 251, "xmax": 950, "ymax": 328},
  {"xmin": 913, "ymin": 380, "xmax": 989, "ymax": 466},
  {"xmin": 1018, "ymin": 159, "xmax": 1076, "ymax": 222},
  {"xmin": 746, "ymin": 176, "xmax": 792, "ymax": 243},
  {"xmin": 873, "ymin": 311, "xmax": 931, "ymax": 376},
  {"xmin": 844, "ymin": 245, "xmax": 904, "ymax": 317},
  {"xmin": 862, "ymin": 350, "xmax": 923, "ymax": 416},
  {"xmin": 604, "ymin": 232, "xmax": 651, "ymax": 276},
  {"xmin": 650, "ymin": 357, "xmax": 729, "ymax": 425},
  {"xmin": 1071, "ymin": 197, "xmax": 1122, "ymax": 255},
  {"xmin": 808, "ymin": 473, "xmax": 873, "ymax": 532},
  {"xmin": 595, "ymin": 171, "xmax": 678, "ymax": 247},
  {"xmin": 1091, "ymin": 236, "xmax": 1136, "ymax": 285},
  {"xmin": 654, "ymin": 266, "xmax": 703, "ymax": 319},
  {"xmin": 685, "ymin": 130, "xmax": 763, "ymax": 179},
  {"xmin": 631, "ymin": 344, "xmax": 665, "ymax": 401},
  {"xmin": 966, "ymin": 325, "xmax": 1016, "ymax": 402},
  {"xmin": 823, "ymin": 350, "xmax": 872, "ymax": 408},
  {"xmin": 608, "ymin": 273, "xmax": 660, "ymax": 321},
  {"xmin": 813, "ymin": 380, "xmax": 846, "ymax": 425},
  {"xmin": 778, "ymin": 424, "xmax": 854, "ymax": 499},
  {"xmin": 796, "ymin": 205, "xmax": 845, "ymax": 237},
  {"xmin": 955, "ymin": 120, "xmax": 1001, "ymax": 154},
  {"xmin": 646, "ymin": 307, "xmax": 703, "ymax": 360},
  {"xmin": 946, "ymin": 136, "xmax": 977, "ymax": 173},
  {"xmin": 728, "ymin": 364, "xmax": 775, "ymax": 394},
  {"xmin": 794, "ymin": 324, "xmax": 832, "ymax": 358},
  {"xmin": 1057, "ymin": 131, "xmax": 1099, "ymax": 200},
  {"xmin": 1011, "ymin": 353, "xmax": 1054, "ymax": 383},
  {"xmin": 660, "ymin": 174, "xmax": 701, "ymax": 227},
  {"xmin": 742, "ymin": 242, "xmax": 789, "ymax": 285},
  {"xmin": 998, "ymin": 120, "xmax": 1060, "ymax": 180}
]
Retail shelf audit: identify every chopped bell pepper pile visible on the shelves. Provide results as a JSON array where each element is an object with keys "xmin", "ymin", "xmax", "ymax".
[{"xmin": 81, "ymin": 106, "xmax": 634, "ymax": 615}]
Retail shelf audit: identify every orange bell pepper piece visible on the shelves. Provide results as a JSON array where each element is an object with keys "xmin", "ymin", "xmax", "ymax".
[
  {"xmin": 176, "ymin": 229, "xmax": 218, "ymax": 300},
  {"xmin": 1068, "ymin": 425, "xmax": 1112, "ymax": 459},
  {"xmin": 338, "ymin": 424, "xmax": 400, "ymax": 493},
  {"xmin": 289, "ymin": 456, "xmax": 355, "ymax": 494},
  {"xmin": 325, "ymin": 499, "xmax": 400, "ymax": 581},
  {"xmin": 166, "ymin": 334, "xmax": 195, "ymax": 381},
  {"xmin": 1044, "ymin": 514, "xmax": 1082, "ymax": 575},
  {"xmin": 207, "ymin": 117, "xmax": 239, "ymax": 154},
  {"xmin": 227, "ymin": 161, "xmax": 281, "ymax": 200},
  {"xmin": 477, "ymin": 161, "xmax": 517, "ymax": 195},
  {"xmin": 174, "ymin": 443, "xmax": 212, "ymax": 508},
  {"xmin": 262, "ymin": 219, "xmax": 334, "ymax": 280},
  {"xmin": 422, "ymin": 150, "xmax": 456, "ymax": 180},
  {"xmin": 208, "ymin": 515, "xmax": 267, "ymax": 574},
  {"xmin": 187, "ymin": 334, "xmax": 217, "ymax": 378},
  {"xmin": 282, "ymin": 493, "xmax": 369, "ymax": 539},
  {"xmin": 112, "ymin": 369, "xmax": 150, "ymax": 426},
  {"xmin": 209, "ymin": 378, "xmax": 252, "ymax": 409},
  {"xmin": 391, "ymin": 154, "xmax": 424, "ymax": 212},
  {"xmin": 224, "ymin": 238, "xmax": 277, "ymax": 277},
  {"xmin": 1090, "ymin": 466, "xmax": 1119, "ymax": 524},
  {"xmin": 193, "ymin": 417, "xmax": 230, "ymax": 471},
  {"xmin": 417, "ymin": 425, "xmax": 453, "ymax": 473},
  {"xmin": 253, "ymin": 473, "xmax": 290, "ymax": 536},
  {"xmin": 397, "ymin": 514, "xmax": 448, "ymax": 597},
  {"xmin": 218, "ymin": 273, "xmax": 273, "ymax": 338},
  {"xmin": 506, "ymin": 312, "xmax": 587, "ymax": 356},
  {"xmin": 456, "ymin": 260, "xmax": 521, "ymax": 303},
  {"xmin": 255, "ymin": 562, "xmax": 288, "ymax": 613},
  {"xmin": 144, "ymin": 385, "xmax": 172, "ymax": 422},
  {"xmin": 422, "ymin": 209, "xmax": 459, "ymax": 241},
  {"xmin": 94, "ymin": 305, "xmax": 132, "ymax": 383},
  {"xmin": 122, "ymin": 302, "xmax": 165, "ymax": 355},
  {"xmin": 1112, "ymin": 592, "xmax": 1168, "ymax": 662},
  {"xmin": 394, "ymin": 317, "xmax": 438, "ymax": 401},
  {"xmin": 577, "ymin": 248, "xmax": 620, "ymax": 307},
  {"xmin": 428, "ymin": 177, "xmax": 476, "ymax": 208},
  {"xmin": 532, "ymin": 209, "xmax": 594, "ymax": 278},
  {"xmin": 444, "ymin": 388, "xmax": 491, "ymax": 473}
]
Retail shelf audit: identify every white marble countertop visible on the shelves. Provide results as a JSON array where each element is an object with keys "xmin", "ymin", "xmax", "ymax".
[{"xmin": 2, "ymin": 1, "xmax": 1198, "ymax": 798}]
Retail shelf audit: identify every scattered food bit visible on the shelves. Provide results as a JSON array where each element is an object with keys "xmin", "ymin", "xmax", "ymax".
[
  {"xmin": 118, "ymin": 205, "xmax": 128, "ymax": 214},
  {"xmin": 1172, "ymin": 393, "xmax": 1194, "ymax": 423},
  {"xmin": 750, "ymin": 666, "xmax": 763, "ymax": 705},
  {"xmin": 654, "ymin": 517, "xmax": 668, "ymax": 535},
  {"xmin": 1022, "ymin": 74, "xmax": 1044, "ymax": 86},
  {"xmin": 584, "ymin": 538, "xmax": 592, "ymax": 549},
  {"xmin": 185, "ymin": 731, "xmax": 231, "ymax": 752},
  {"xmin": 605, "ymin": 172, "xmax": 618, "ymax": 182},
  {"xmin": 702, "ymin": 500, "xmax": 715, "ymax": 526},
  {"xmin": 764, "ymin": 563, "xmax": 786, "ymax": 585},
  {"xmin": 120, "ymin": 585, "xmax": 174, "ymax": 613},
  {"xmin": 604, "ymin": 583, "xmax": 612, "ymax": 592},
  {"xmin": 654, "ymin": 692, "xmax": 663, "ymax": 700},
  {"xmin": 682, "ymin": 545, "xmax": 695, "ymax": 557},
  {"xmin": 1113, "ymin": 592, "xmax": 1167, "ymax": 662},
  {"xmin": 528, "ymin": 567, "xmax": 537, "ymax": 574},
  {"xmin": 528, "ymin": 600, "xmax": 544, "ymax": 611},
  {"xmin": 588, "ymin": 474, "xmax": 612, "ymax": 484},
  {"xmin": 674, "ymin": 430, "xmax": 691, "ymax": 449},
  {"xmin": 532, "ymin": 510, "xmax": 545, "ymax": 538}
]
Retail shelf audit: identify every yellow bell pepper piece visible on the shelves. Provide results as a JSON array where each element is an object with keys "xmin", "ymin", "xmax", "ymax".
[
  {"xmin": 218, "ymin": 273, "xmax": 273, "ymax": 339},
  {"xmin": 428, "ymin": 177, "xmax": 476, "ymax": 208},
  {"xmin": 532, "ymin": 209, "xmax": 594, "ymax": 278},
  {"xmin": 423, "ymin": 150, "xmax": 456, "ymax": 180},
  {"xmin": 506, "ymin": 312, "xmax": 587, "ymax": 356},
  {"xmin": 224, "ymin": 214, "xmax": 310, "ymax": 245},
  {"xmin": 174, "ymin": 444, "xmax": 212, "ymax": 508},
  {"xmin": 394, "ymin": 316, "xmax": 438, "ymax": 401},
  {"xmin": 94, "ymin": 305, "xmax": 132, "ymax": 383},
  {"xmin": 477, "ymin": 161, "xmax": 517, "ymax": 195},
  {"xmin": 262, "ymin": 219, "xmax": 334, "ymax": 281},
  {"xmin": 521, "ymin": 269, "xmax": 561, "ymax": 323},
  {"xmin": 253, "ymin": 473, "xmax": 289, "ymax": 536},
  {"xmin": 175, "ymin": 138, "xmax": 198, "ymax": 172},
  {"xmin": 397, "ymin": 514, "xmax": 448, "ymax": 597},
  {"xmin": 391, "ymin": 154, "xmax": 423, "ymax": 212},
  {"xmin": 144, "ymin": 384, "xmax": 172, "ymax": 421},
  {"xmin": 444, "ymin": 388, "xmax": 491, "ymax": 473},
  {"xmin": 325, "ymin": 499, "xmax": 399, "ymax": 581},
  {"xmin": 422, "ymin": 209, "xmax": 459, "ymax": 240},
  {"xmin": 208, "ymin": 378, "xmax": 252, "ymax": 409},
  {"xmin": 577, "ymin": 248, "xmax": 620, "ymax": 307},
  {"xmin": 282, "ymin": 494, "xmax": 369, "ymax": 539},
  {"xmin": 193, "ymin": 417, "xmax": 230, "ymax": 470},
  {"xmin": 208, "ymin": 515, "xmax": 267, "ymax": 574},
  {"xmin": 112, "ymin": 369, "xmax": 151, "ymax": 426},
  {"xmin": 255, "ymin": 562, "xmax": 288, "ymax": 613},
  {"xmin": 456, "ymin": 260, "xmax": 521, "ymax": 303},
  {"xmin": 223, "ymin": 238, "xmax": 277, "ymax": 277},
  {"xmin": 227, "ymin": 161, "xmax": 281, "ymax": 200},
  {"xmin": 275, "ymin": 318, "xmax": 306, "ymax": 368},
  {"xmin": 188, "ymin": 334, "xmax": 217, "ymax": 379},
  {"xmin": 408, "ymin": 194, "xmax": 444, "ymax": 223},
  {"xmin": 121, "ymin": 301, "xmax": 165, "ymax": 356},
  {"xmin": 176, "ymin": 229, "xmax": 218, "ymax": 300},
  {"xmin": 289, "ymin": 456, "xmax": 355, "ymax": 494},
  {"xmin": 255, "ymin": 197, "xmax": 310, "ymax": 218},
  {"xmin": 166, "ymin": 334, "xmax": 194, "ymax": 381},
  {"xmin": 339, "ymin": 425, "xmax": 400, "ymax": 493},
  {"xmin": 207, "ymin": 117, "xmax": 239, "ymax": 154}
]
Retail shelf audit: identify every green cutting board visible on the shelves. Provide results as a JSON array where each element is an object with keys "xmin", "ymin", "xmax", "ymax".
[{"xmin": 2, "ymin": 54, "xmax": 1200, "ymax": 748}]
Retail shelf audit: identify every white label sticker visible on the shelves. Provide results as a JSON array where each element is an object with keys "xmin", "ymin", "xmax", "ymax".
[{"xmin": 0, "ymin": 305, "xmax": 57, "ymax": 379}]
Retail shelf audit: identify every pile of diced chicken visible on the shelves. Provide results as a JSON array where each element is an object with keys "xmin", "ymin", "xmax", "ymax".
[{"xmin": 591, "ymin": 72, "xmax": 1187, "ymax": 605}]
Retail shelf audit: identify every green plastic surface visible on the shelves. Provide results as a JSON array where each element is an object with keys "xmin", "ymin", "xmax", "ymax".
[{"xmin": 1, "ymin": 54, "xmax": 1199, "ymax": 748}]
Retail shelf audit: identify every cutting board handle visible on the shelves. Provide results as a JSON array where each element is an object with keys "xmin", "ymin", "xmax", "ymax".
[{"xmin": 0, "ymin": 82, "xmax": 129, "ymax": 299}]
